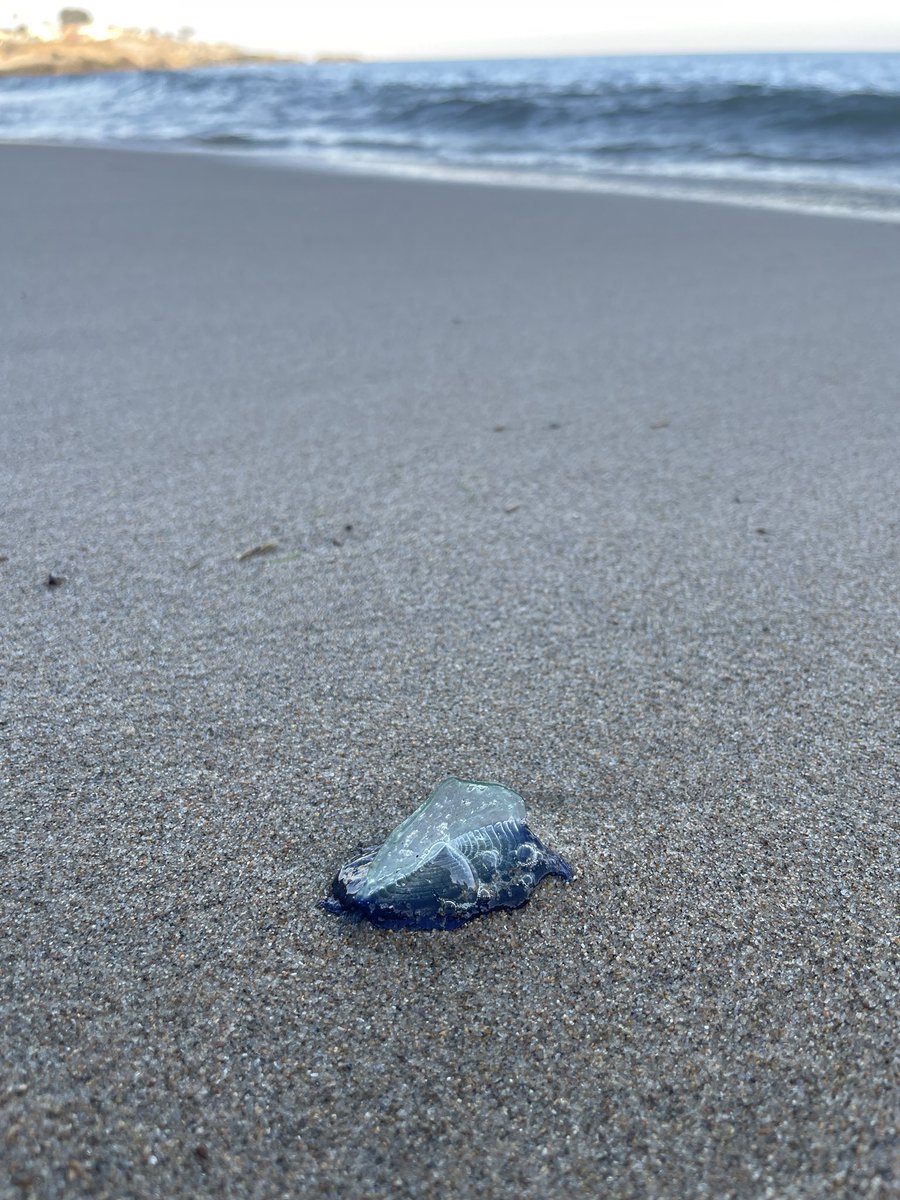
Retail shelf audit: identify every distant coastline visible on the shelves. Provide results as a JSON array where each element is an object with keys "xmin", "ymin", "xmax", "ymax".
[{"xmin": 0, "ymin": 26, "xmax": 305, "ymax": 77}]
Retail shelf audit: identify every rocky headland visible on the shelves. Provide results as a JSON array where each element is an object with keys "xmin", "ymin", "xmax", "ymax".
[{"xmin": 0, "ymin": 28, "xmax": 297, "ymax": 76}]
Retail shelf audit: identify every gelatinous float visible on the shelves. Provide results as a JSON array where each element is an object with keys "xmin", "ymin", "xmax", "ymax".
[{"xmin": 322, "ymin": 776, "xmax": 572, "ymax": 930}]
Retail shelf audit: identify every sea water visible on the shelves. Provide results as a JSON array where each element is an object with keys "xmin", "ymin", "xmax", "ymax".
[{"xmin": 2, "ymin": 52, "xmax": 899, "ymax": 218}]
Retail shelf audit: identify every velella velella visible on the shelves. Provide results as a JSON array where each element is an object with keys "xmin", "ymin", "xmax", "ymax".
[{"xmin": 321, "ymin": 776, "xmax": 573, "ymax": 931}]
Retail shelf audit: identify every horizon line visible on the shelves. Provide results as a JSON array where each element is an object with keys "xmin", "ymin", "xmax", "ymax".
[{"xmin": 272, "ymin": 43, "xmax": 900, "ymax": 64}]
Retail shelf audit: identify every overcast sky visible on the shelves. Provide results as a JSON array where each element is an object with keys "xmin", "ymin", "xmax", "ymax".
[{"xmin": 6, "ymin": 0, "xmax": 900, "ymax": 57}]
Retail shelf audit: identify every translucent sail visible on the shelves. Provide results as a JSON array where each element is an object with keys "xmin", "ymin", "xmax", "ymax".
[{"xmin": 360, "ymin": 777, "xmax": 526, "ymax": 898}]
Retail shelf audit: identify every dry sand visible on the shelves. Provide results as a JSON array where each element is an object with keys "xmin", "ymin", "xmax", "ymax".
[{"xmin": 0, "ymin": 144, "xmax": 897, "ymax": 1198}]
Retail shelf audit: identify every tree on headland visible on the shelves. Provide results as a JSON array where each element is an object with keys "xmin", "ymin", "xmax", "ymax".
[{"xmin": 58, "ymin": 8, "xmax": 92, "ymax": 41}]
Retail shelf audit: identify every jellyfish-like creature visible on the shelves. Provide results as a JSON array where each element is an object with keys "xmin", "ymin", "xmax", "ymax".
[{"xmin": 322, "ymin": 777, "xmax": 572, "ymax": 931}]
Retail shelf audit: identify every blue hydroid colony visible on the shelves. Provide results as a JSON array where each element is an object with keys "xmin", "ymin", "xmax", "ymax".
[{"xmin": 323, "ymin": 777, "xmax": 573, "ymax": 931}]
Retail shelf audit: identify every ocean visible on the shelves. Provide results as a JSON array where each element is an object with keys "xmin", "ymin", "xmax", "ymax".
[{"xmin": 2, "ymin": 52, "xmax": 900, "ymax": 219}]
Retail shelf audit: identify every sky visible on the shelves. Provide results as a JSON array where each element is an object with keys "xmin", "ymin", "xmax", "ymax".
[{"xmin": 5, "ymin": 0, "xmax": 900, "ymax": 58}]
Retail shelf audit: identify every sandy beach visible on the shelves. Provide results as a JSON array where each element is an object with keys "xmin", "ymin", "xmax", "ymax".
[{"xmin": 1, "ymin": 144, "xmax": 896, "ymax": 1198}]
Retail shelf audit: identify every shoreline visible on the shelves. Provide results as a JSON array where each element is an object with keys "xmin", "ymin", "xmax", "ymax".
[{"xmin": 3, "ymin": 132, "xmax": 900, "ymax": 225}]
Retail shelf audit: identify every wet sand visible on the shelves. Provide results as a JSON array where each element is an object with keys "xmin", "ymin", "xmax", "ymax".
[{"xmin": 1, "ymin": 144, "xmax": 896, "ymax": 1198}]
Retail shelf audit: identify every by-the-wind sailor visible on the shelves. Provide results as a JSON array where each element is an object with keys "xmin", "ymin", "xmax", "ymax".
[{"xmin": 322, "ymin": 776, "xmax": 572, "ymax": 930}]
